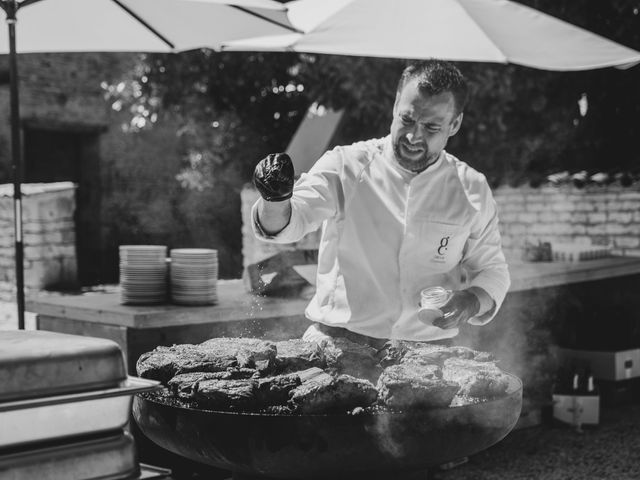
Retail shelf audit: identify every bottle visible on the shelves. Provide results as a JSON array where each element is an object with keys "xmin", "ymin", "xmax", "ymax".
[
  {"xmin": 586, "ymin": 369, "xmax": 598, "ymax": 396},
  {"xmin": 417, "ymin": 287, "xmax": 451, "ymax": 326}
]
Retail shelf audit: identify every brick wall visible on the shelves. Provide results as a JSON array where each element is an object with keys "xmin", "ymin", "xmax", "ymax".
[
  {"xmin": 495, "ymin": 183, "xmax": 640, "ymax": 262},
  {"xmin": 241, "ymin": 182, "xmax": 640, "ymax": 278},
  {"xmin": 0, "ymin": 182, "xmax": 77, "ymax": 301}
]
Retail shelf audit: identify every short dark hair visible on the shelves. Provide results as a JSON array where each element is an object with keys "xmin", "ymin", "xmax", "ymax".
[{"xmin": 397, "ymin": 60, "xmax": 469, "ymax": 115}]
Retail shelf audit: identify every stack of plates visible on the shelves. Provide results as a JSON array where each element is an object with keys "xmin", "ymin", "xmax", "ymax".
[
  {"xmin": 170, "ymin": 248, "xmax": 218, "ymax": 305},
  {"xmin": 119, "ymin": 245, "xmax": 168, "ymax": 305}
]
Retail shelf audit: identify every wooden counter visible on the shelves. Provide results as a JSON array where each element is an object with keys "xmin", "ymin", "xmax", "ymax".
[
  {"xmin": 26, "ymin": 256, "xmax": 640, "ymax": 373},
  {"xmin": 507, "ymin": 256, "xmax": 640, "ymax": 293},
  {"xmin": 27, "ymin": 279, "xmax": 309, "ymax": 329}
]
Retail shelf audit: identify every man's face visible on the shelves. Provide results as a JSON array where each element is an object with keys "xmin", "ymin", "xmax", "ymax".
[{"xmin": 390, "ymin": 78, "xmax": 463, "ymax": 172}]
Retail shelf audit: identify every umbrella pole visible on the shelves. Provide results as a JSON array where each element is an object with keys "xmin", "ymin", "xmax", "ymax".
[{"xmin": 4, "ymin": 0, "xmax": 25, "ymax": 329}]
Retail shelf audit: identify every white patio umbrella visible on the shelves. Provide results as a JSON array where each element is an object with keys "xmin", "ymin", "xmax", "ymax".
[
  {"xmin": 0, "ymin": 0, "xmax": 299, "ymax": 328},
  {"xmin": 223, "ymin": 0, "xmax": 640, "ymax": 71}
]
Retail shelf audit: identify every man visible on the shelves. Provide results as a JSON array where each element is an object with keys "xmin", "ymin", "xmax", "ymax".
[{"xmin": 252, "ymin": 60, "xmax": 510, "ymax": 346}]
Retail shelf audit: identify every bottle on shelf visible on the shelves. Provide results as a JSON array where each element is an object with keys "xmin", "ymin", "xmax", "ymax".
[
  {"xmin": 585, "ymin": 369, "xmax": 598, "ymax": 397},
  {"xmin": 572, "ymin": 370, "xmax": 580, "ymax": 393}
]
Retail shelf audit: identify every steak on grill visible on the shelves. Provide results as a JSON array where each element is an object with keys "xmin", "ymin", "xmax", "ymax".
[
  {"xmin": 137, "ymin": 337, "xmax": 509, "ymax": 414},
  {"xmin": 192, "ymin": 379, "xmax": 258, "ymax": 410},
  {"xmin": 321, "ymin": 337, "xmax": 383, "ymax": 382},
  {"xmin": 136, "ymin": 338, "xmax": 277, "ymax": 383},
  {"xmin": 274, "ymin": 339, "xmax": 326, "ymax": 372},
  {"xmin": 256, "ymin": 373, "xmax": 302, "ymax": 406},
  {"xmin": 199, "ymin": 337, "xmax": 277, "ymax": 372},
  {"xmin": 443, "ymin": 358, "xmax": 510, "ymax": 398},
  {"xmin": 168, "ymin": 369, "xmax": 258, "ymax": 399},
  {"xmin": 401, "ymin": 343, "xmax": 496, "ymax": 367},
  {"xmin": 376, "ymin": 363, "xmax": 460, "ymax": 409},
  {"xmin": 289, "ymin": 370, "xmax": 378, "ymax": 414},
  {"xmin": 136, "ymin": 344, "xmax": 238, "ymax": 384}
]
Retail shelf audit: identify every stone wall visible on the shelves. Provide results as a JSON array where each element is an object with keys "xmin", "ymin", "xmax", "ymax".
[
  {"xmin": 0, "ymin": 182, "xmax": 77, "ymax": 301},
  {"xmin": 240, "ymin": 182, "xmax": 640, "ymax": 280},
  {"xmin": 495, "ymin": 183, "xmax": 640, "ymax": 262}
]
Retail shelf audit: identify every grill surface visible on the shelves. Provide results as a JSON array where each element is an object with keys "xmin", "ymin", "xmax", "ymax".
[{"xmin": 134, "ymin": 373, "xmax": 522, "ymax": 479}]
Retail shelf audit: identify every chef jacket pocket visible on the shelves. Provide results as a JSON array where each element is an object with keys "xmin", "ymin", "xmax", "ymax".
[{"xmin": 419, "ymin": 221, "xmax": 467, "ymax": 271}]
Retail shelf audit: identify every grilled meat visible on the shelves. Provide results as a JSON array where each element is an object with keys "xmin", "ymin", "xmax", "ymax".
[
  {"xmin": 192, "ymin": 379, "xmax": 258, "ymax": 410},
  {"xmin": 169, "ymin": 371, "xmax": 301, "ymax": 408},
  {"xmin": 401, "ymin": 343, "xmax": 496, "ymax": 367},
  {"xmin": 136, "ymin": 344, "xmax": 238, "ymax": 383},
  {"xmin": 289, "ymin": 371, "xmax": 378, "ymax": 414},
  {"xmin": 136, "ymin": 338, "xmax": 277, "ymax": 383},
  {"xmin": 256, "ymin": 373, "xmax": 302, "ymax": 406},
  {"xmin": 274, "ymin": 339, "xmax": 326, "ymax": 372},
  {"xmin": 200, "ymin": 337, "xmax": 277, "ymax": 372},
  {"xmin": 321, "ymin": 337, "xmax": 383, "ymax": 382},
  {"xmin": 138, "ymin": 337, "xmax": 509, "ymax": 413},
  {"xmin": 443, "ymin": 358, "xmax": 510, "ymax": 398},
  {"xmin": 168, "ymin": 369, "xmax": 258, "ymax": 399},
  {"xmin": 376, "ymin": 340, "xmax": 409, "ymax": 367},
  {"xmin": 377, "ymin": 363, "xmax": 460, "ymax": 409}
]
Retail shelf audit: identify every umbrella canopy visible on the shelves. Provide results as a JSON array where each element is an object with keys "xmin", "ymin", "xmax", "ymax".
[
  {"xmin": 223, "ymin": 0, "xmax": 640, "ymax": 71},
  {"xmin": 0, "ymin": 0, "xmax": 299, "ymax": 329},
  {"xmin": 0, "ymin": 0, "xmax": 299, "ymax": 54}
]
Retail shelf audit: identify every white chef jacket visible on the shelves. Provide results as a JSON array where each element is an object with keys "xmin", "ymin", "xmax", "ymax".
[{"xmin": 252, "ymin": 136, "xmax": 510, "ymax": 341}]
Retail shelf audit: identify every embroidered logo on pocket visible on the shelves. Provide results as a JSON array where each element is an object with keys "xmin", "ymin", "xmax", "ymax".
[{"xmin": 432, "ymin": 235, "xmax": 450, "ymax": 263}]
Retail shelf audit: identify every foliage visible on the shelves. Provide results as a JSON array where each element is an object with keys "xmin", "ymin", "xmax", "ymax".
[
  {"xmin": 104, "ymin": 50, "xmax": 313, "ymax": 189},
  {"xmin": 98, "ymin": 0, "xmax": 640, "ymax": 278},
  {"xmin": 108, "ymin": 1, "xmax": 640, "ymax": 190}
]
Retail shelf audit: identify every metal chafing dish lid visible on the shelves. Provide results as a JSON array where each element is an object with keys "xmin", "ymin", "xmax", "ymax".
[{"xmin": 0, "ymin": 330, "xmax": 127, "ymax": 402}]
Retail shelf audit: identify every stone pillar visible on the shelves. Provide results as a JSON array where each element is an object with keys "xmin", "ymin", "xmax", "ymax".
[{"xmin": 0, "ymin": 182, "xmax": 78, "ymax": 301}]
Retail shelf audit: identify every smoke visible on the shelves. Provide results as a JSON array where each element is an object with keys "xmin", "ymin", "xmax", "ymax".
[
  {"xmin": 456, "ymin": 286, "xmax": 564, "ymax": 403},
  {"xmin": 369, "ymin": 414, "xmax": 406, "ymax": 459}
]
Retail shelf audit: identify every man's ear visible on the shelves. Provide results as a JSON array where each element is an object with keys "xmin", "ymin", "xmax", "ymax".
[{"xmin": 449, "ymin": 113, "xmax": 463, "ymax": 137}]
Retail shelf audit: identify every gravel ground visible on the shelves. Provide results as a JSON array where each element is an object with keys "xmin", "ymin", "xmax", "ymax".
[{"xmin": 433, "ymin": 404, "xmax": 640, "ymax": 480}]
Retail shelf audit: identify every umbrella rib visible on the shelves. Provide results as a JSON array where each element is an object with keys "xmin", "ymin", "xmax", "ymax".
[
  {"xmin": 111, "ymin": 0, "xmax": 176, "ymax": 49},
  {"xmin": 231, "ymin": 5, "xmax": 303, "ymax": 34},
  {"xmin": 16, "ymin": 0, "xmax": 45, "ymax": 8}
]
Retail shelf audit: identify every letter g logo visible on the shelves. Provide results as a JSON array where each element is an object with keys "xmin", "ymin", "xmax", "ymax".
[{"xmin": 437, "ymin": 236, "xmax": 450, "ymax": 256}]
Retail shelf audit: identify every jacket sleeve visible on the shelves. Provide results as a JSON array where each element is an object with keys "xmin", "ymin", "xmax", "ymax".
[
  {"xmin": 252, "ymin": 148, "xmax": 344, "ymax": 244},
  {"xmin": 462, "ymin": 183, "xmax": 511, "ymax": 325}
]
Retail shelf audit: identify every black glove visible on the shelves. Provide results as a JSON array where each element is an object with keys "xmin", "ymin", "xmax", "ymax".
[
  {"xmin": 253, "ymin": 153, "xmax": 295, "ymax": 202},
  {"xmin": 432, "ymin": 289, "xmax": 481, "ymax": 329}
]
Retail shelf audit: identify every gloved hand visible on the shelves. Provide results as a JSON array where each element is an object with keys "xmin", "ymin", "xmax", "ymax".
[
  {"xmin": 432, "ymin": 289, "xmax": 481, "ymax": 329},
  {"xmin": 253, "ymin": 152, "xmax": 295, "ymax": 202}
]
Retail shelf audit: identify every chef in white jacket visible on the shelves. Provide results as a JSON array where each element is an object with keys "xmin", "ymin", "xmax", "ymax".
[{"xmin": 252, "ymin": 60, "xmax": 510, "ymax": 346}]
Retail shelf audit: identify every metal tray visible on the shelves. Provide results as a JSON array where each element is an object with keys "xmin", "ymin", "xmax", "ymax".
[
  {"xmin": 0, "ymin": 376, "xmax": 160, "ymax": 448},
  {"xmin": 0, "ymin": 431, "xmax": 138, "ymax": 480},
  {"xmin": 0, "ymin": 330, "xmax": 127, "ymax": 402}
]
